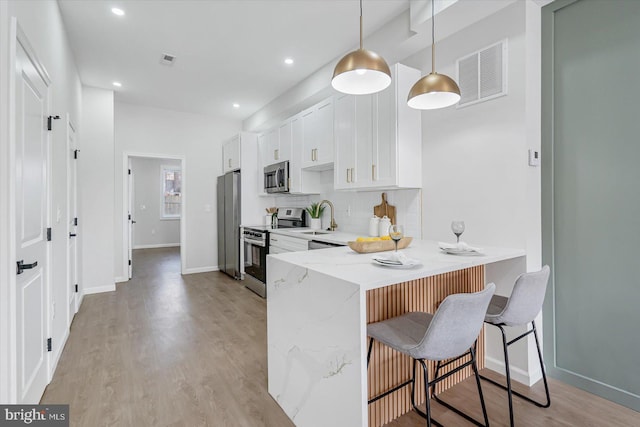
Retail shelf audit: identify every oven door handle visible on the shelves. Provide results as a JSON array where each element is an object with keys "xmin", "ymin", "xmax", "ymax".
[{"xmin": 244, "ymin": 239, "xmax": 266, "ymax": 247}]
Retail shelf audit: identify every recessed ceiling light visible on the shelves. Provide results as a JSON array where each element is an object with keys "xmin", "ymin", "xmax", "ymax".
[
  {"xmin": 284, "ymin": 58, "xmax": 294, "ymax": 65},
  {"xmin": 112, "ymin": 81, "xmax": 122, "ymax": 87},
  {"xmin": 111, "ymin": 7, "xmax": 125, "ymax": 16},
  {"xmin": 233, "ymin": 103, "xmax": 240, "ymax": 109}
]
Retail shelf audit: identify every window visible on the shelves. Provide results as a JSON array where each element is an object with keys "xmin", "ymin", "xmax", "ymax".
[{"xmin": 161, "ymin": 166, "xmax": 182, "ymax": 219}]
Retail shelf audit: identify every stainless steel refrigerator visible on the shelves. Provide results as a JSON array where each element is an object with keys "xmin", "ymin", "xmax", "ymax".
[{"xmin": 217, "ymin": 171, "xmax": 241, "ymax": 279}]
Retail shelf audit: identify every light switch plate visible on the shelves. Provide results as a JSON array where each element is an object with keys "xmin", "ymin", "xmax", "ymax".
[{"xmin": 528, "ymin": 149, "xmax": 540, "ymax": 166}]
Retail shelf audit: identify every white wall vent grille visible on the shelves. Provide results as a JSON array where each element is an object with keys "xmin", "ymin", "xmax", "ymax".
[{"xmin": 456, "ymin": 40, "xmax": 507, "ymax": 108}]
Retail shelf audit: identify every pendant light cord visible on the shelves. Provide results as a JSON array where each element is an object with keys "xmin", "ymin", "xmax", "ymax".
[
  {"xmin": 360, "ymin": 0, "xmax": 363, "ymax": 49},
  {"xmin": 431, "ymin": 0, "xmax": 436, "ymax": 74}
]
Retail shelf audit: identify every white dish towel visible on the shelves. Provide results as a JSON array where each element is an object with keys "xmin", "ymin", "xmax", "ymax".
[{"xmin": 438, "ymin": 241, "xmax": 483, "ymax": 252}]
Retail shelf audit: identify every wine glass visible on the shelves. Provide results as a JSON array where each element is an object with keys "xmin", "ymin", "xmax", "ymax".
[
  {"xmin": 389, "ymin": 224, "xmax": 404, "ymax": 252},
  {"xmin": 451, "ymin": 221, "xmax": 465, "ymax": 243}
]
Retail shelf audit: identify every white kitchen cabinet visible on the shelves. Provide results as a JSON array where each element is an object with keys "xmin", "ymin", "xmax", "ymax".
[
  {"xmin": 334, "ymin": 94, "xmax": 356, "ymax": 190},
  {"xmin": 278, "ymin": 120, "xmax": 292, "ymax": 163},
  {"xmin": 222, "ymin": 135, "xmax": 241, "ymax": 172},
  {"xmin": 264, "ymin": 128, "xmax": 280, "ymax": 165},
  {"xmin": 269, "ymin": 233, "xmax": 308, "ymax": 252},
  {"xmin": 333, "ymin": 63, "xmax": 422, "ymax": 190},
  {"xmin": 302, "ymin": 97, "xmax": 334, "ymax": 170}
]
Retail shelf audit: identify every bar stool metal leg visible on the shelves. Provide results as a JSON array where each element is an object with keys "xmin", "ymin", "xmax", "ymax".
[{"xmin": 479, "ymin": 321, "xmax": 551, "ymax": 427}]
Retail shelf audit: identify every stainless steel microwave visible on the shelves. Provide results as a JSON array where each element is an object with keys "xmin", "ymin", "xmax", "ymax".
[{"xmin": 264, "ymin": 161, "xmax": 289, "ymax": 193}]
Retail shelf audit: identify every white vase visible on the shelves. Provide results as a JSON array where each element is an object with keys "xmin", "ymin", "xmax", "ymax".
[{"xmin": 310, "ymin": 218, "xmax": 322, "ymax": 230}]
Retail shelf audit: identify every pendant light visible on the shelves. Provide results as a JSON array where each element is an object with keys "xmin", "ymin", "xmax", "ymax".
[
  {"xmin": 331, "ymin": 0, "xmax": 391, "ymax": 95},
  {"xmin": 407, "ymin": 0, "xmax": 460, "ymax": 110}
]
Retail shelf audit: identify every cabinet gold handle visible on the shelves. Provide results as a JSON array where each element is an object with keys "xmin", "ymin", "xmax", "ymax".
[
  {"xmin": 228, "ymin": 159, "xmax": 231, "ymax": 168},
  {"xmin": 351, "ymin": 168, "xmax": 355, "ymax": 182},
  {"xmin": 372, "ymin": 164, "xmax": 376, "ymax": 180},
  {"xmin": 346, "ymin": 168, "xmax": 350, "ymax": 183},
  {"xmin": 275, "ymin": 149, "xmax": 279, "ymax": 160}
]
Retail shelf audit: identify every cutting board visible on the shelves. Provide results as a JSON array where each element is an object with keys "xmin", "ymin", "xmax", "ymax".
[{"xmin": 373, "ymin": 193, "xmax": 396, "ymax": 225}]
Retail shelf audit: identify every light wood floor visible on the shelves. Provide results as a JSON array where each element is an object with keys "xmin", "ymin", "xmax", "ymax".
[{"xmin": 42, "ymin": 248, "xmax": 639, "ymax": 426}]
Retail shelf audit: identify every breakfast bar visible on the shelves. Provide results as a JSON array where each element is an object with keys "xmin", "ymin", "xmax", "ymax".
[{"xmin": 266, "ymin": 240, "xmax": 525, "ymax": 427}]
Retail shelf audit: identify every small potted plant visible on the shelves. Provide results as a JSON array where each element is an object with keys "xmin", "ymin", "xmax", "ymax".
[{"xmin": 305, "ymin": 202, "xmax": 325, "ymax": 230}]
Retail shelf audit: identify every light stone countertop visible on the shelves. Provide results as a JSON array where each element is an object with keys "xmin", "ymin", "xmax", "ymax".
[{"xmin": 268, "ymin": 239, "xmax": 525, "ymax": 291}]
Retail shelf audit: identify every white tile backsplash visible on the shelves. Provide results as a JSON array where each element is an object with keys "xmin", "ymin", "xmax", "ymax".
[{"xmin": 272, "ymin": 169, "xmax": 422, "ymax": 239}]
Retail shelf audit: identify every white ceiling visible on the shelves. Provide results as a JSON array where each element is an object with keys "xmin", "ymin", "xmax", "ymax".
[{"xmin": 58, "ymin": 0, "xmax": 410, "ymax": 121}]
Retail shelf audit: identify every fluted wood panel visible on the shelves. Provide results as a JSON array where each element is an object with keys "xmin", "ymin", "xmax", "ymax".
[{"xmin": 366, "ymin": 266, "xmax": 485, "ymax": 427}]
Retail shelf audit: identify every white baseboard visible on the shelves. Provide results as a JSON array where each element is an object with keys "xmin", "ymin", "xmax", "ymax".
[
  {"xmin": 485, "ymin": 355, "xmax": 543, "ymax": 387},
  {"xmin": 133, "ymin": 243, "xmax": 180, "ymax": 249},
  {"xmin": 83, "ymin": 284, "xmax": 116, "ymax": 295},
  {"xmin": 183, "ymin": 266, "xmax": 219, "ymax": 275},
  {"xmin": 49, "ymin": 327, "xmax": 70, "ymax": 381},
  {"xmin": 114, "ymin": 276, "xmax": 128, "ymax": 283}
]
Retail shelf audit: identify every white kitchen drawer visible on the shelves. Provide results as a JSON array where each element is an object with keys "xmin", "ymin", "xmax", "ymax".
[{"xmin": 269, "ymin": 233, "xmax": 309, "ymax": 252}]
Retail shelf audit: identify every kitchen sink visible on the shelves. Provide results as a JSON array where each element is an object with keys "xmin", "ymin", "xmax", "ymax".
[{"xmin": 301, "ymin": 231, "xmax": 330, "ymax": 235}]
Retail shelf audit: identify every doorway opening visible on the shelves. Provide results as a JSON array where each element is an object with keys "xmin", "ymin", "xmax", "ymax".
[{"xmin": 123, "ymin": 153, "xmax": 186, "ymax": 279}]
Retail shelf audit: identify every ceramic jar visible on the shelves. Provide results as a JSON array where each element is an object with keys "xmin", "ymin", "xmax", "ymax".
[
  {"xmin": 368, "ymin": 216, "xmax": 380, "ymax": 237},
  {"xmin": 378, "ymin": 216, "xmax": 391, "ymax": 237}
]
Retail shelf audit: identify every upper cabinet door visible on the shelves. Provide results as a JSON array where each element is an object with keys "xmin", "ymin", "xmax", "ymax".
[
  {"xmin": 302, "ymin": 96, "xmax": 334, "ymax": 169},
  {"xmin": 278, "ymin": 120, "xmax": 292, "ymax": 163},
  {"xmin": 265, "ymin": 128, "xmax": 280, "ymax": 164},
  {"xmin": 314, "ymin": 97, "xmax": 334, "ymax": 165},
  {"xmin": 334, "ymin": 94, "xmax": 355, "ymax": 190},
  {"xmin": 353, "ymin": 95, "xmax": 374, "ymax": 188},
  {"xmin": 222, "ymin": 135, "xmax": 241, "ymax": 172},
  {"xmin": 373, "ymin": 76, "xmax": 396, "ymax": 187}
]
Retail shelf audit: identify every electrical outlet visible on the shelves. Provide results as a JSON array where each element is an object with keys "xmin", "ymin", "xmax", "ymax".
[{"xmin": 528, "ymin": 149, "xmax": 540, "ymax": 166}]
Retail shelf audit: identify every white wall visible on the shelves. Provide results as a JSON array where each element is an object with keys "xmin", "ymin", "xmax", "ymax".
[
  {"xmin": 131, "ymin": 157, "xmax": 181, "ymax": 248},
  {"xmin": 405, "ymin": 1, "xmax": 542, "ymax": 384},
  {"xmin": 80, "ymin": 87, "xmax": 115, "ymax": 294},
  {"xmin": 114, "ymin": 102, "xmax": 239, "ymax": 277},
  {"xmin": 0, "ymin": 0, "xmax": 82, "ymax": 402}
]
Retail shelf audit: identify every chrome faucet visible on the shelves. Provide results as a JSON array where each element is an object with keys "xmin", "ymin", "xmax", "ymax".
[{"xmin": 319, "ymin": 200, "xmax": 338, "ymax": 231}]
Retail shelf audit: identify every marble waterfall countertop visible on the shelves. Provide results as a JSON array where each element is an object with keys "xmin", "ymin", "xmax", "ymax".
[
  {"xmin": 266, "ymin": 239, "xmax": 525, "ymax": 426},
  {"xmin": 267, "ymin": 239, "xmax": 525, "ymax": 291}
]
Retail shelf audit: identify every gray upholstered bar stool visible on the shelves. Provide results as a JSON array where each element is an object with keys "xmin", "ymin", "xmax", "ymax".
[
  {"xmin": 367, "ymin": 283, "xmax": 495, "ymax": 427},
  {"xmin": 480, "ymin": 266, "xmax": 551, "ymax": 427}
]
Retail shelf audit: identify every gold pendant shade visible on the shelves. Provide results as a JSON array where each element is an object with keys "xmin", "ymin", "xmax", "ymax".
[
  {"xmin": 407, "ymin": 72, "xmax": 460, "ymax": 110},
  {"xmin": 331, "ymin": 1, "xmax": 391, "ymax": 95},
  {"xmin": 407, "ymin": 0, "xmax": 461, "ymax": 110},
  {"xmin": 332, "ymin": 48, "xmax": 391, "ymax": 95}
]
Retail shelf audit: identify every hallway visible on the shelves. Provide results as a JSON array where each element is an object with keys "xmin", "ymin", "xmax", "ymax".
[
  {"xmin": 41, "ymin": 247, "xmax": 294, "ymax": 426},
  {"xmin": 41, "ymin": 248, "xmax": 639, "ymax": 426}
]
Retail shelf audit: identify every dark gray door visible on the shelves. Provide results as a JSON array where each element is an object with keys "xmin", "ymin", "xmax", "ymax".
[{"xmin": 542, "ymin": 0, "xmax": 640, "ymax": 411}]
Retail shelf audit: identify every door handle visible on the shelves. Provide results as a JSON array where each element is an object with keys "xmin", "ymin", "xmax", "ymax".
[
  {"xmin": 131, "ymin": 220, "xmax": 137, "ymax": 224},
  {"xmin": 69, "ymin": 233, "xmax": 77, "ymax": 238},
  {"xmin": 16, "ymin": 260, "xmax": 38, "ymax": 275}
]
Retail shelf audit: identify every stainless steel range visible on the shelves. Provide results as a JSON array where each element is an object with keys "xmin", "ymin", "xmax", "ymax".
[{"xmin": 243, "ymin": 207, "xmax": 306, "ymax": 298}]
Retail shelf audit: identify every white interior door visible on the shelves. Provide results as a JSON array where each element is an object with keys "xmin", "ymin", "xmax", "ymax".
[
  {"xmin": 128, "ymin": 162, "xmax": 134, "ymax": 279},
  {"xmin": 14, "ymin": 26, "xmax": 51, "ymax": 403},
  {"xmin": 67, "ymin": 120, "xmax": 78, "ymax": 322}
]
